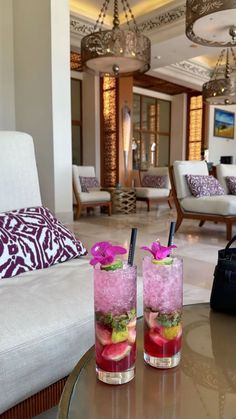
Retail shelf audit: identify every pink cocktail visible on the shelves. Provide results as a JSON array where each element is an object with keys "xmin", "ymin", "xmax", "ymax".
[
  {"xmin": 143, "ymin": 256, "xmax": 183, "ymax": 368},
  {"xmin": 94, "ymin": 264, "xmax": 137, "ymax": 384}
]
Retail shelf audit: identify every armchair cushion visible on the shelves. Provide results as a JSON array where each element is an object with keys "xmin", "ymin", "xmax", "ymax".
[
  {"xmin": 173, "ymin": 160, "xmax": 209, "ymax": 199},
  {"xmin": 79, "ymin": 176, "xmax": 100, "ymax": 192},
  {"xmin": 141, "ymin": 174, "xmax": 168, "ymax": 188},
  {"xmin": 72, "ymin": 165, "xmax": 97, "ymax": 193},
  {"xmin": 216, "ymin": 164, "xmax": 236, "ymax": 193},
  {"xmin": 79, "ymin": 191, "xmax": 111, "ymax": 203},
  {"xmin": 140, "ymin": 167, "xmax": 171, "ymax": 190},
  {"xmin": 181, "ymin": 195, "xmax": 236, "ymax": 216},
  {"xmin": 0, "ymin": 206, "xmax": 87, "ymax": 280},
  {"xmin": 226, "ymin": 176, "xmax": 236, "ymax": 195},
  {"xmin": 186, "ymin": 175, "xmax": 225, "ymax": 198},
  {"xmin": 135, "ymin": 187, "xmax": 169, "ymax": 199}
]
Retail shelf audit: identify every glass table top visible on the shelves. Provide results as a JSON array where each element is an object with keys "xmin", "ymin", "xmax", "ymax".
[{"xmin": 58, "ymin": 304, "xmax": 236, "ymax": 419}]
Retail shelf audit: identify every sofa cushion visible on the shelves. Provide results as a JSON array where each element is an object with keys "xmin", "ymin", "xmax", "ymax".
[
  {"xmin": 173, "ymin": 161, "xmax": 209, "ymax": 199},
  {"xmin": 181, "ymin": 195, "xmax": 236, "ymax": 215},
  {"xmin": 226, "ymin": 176, "xmax": 236, "ymax": 195},
  {"xmin": 79, "ymin": 176, "xmax": 100, "ymax": 192},
  {"xmin": 0, "ymin": 206, "xmax": 87, "ymax": 279},
  {"xmin": 0, "ymin": 258, "xmax": 143, "ymax": 414},
  {"xmin": 141, "ymin": 174, "xmax": 167, "ymax": 188},
  {"xmin": 186, "ymin": 175, "xmax": 225, "ymax": 198},
  {"xmin": 79, "ymin": 191, "xmax": 111, "ymax": 203},
  {"xmin": 135, "ymin": 187, "xmax": 169, "ymax": 199}
]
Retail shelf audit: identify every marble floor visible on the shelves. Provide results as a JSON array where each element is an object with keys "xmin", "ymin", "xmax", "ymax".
[{"xmin": 35, "ymin": 202, "xmax": 229, "ymax": 419}]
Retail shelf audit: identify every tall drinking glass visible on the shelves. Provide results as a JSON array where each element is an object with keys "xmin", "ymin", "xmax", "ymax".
[
  {"xmin": 143, "ymin": 256, "xmax": 183, "ymax": 368},
  {"xmin": 94, "ymin": 263, "xmax": 137, "ymax": 384}
]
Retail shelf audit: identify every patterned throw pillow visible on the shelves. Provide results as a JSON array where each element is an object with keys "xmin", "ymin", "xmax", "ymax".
[
  {"xmin": 79, "ymin": 176, "xmax": 100, "ymax": 192},
  {"xmin": 142, "ymin": 174, "xmax": 167, "ymax": 188},
  {"xmin": 186, "ymin": 175, "xmax": 225, "ymax": 198},
  {"xmin": 0, "ymin": 206, "xmax": 87, "ymax": 280},
  {"xmin": 226, "ymin": 176, "xmax": 236, "ymax": 195}
]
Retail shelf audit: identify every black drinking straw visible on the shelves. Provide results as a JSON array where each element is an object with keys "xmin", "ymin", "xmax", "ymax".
[
  {"xmin": 167, "ymin": 221, "xmax": 176, "ymax": 247},
  {"xmin": 128, "ymin": 228, "xmax": 137, "ymax": 266}
]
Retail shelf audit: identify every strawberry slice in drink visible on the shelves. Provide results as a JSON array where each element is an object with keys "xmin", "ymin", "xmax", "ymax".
[
  {"xmin": 128, "ymin": 327, "xmax": 136, "ymax": 344},
  {"xmin": 145, "ymin": 311, "xmax": 160, "ymax": 329},
  {"xmin": 102, "ymin": 342, "xmax": 131, "ymax": 361},
  {"xmin": 96, "ymin": 323, "xmax": 112, "ymax": 345},
  {"xmin": 149, "ymin": 328, "xmax": 169, "ymax": 346}
]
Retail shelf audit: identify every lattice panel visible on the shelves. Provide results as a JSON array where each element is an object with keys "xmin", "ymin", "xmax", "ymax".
[
  {"xmin": 101, "ymin": 76, "xmax": 119, "ymax": 187},
  {"xmin": 70, "ymin": 51, "xmax": 82, "ymax": 72},
  {"xmin": 112, "ymin": 189, "xmax": 136, "ymax": 214}
]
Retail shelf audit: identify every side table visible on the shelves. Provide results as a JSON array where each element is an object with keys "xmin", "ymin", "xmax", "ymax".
[{"xmin": 111, "ymin": 188, "xmax": 136, "ymax": 214}]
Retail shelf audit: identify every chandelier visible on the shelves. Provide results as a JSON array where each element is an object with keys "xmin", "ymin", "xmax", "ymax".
[
  {"xmin": 81, "ymin": 0, "xmax": 151, "ymax": 77},
  {"xmin": 186, "ymin": 0, "xmax": 236, "ymax": 47},
  {"xmin": 202, "ymin": 27, "xmax": 236, "ymax": 105}
]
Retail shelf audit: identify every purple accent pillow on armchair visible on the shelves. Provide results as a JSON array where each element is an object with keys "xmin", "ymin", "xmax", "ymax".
[
  {"xmin": 79, "ymin": 176, "xmax": 100, "ymax": 192},
  {"xmin": 186, "ymin": 175, "xmax": 225, "ymax": 198},
  {"xmin": 0, "ymin": 206, "xmax": 87, "ymax": 279},
  {"xmin": 226, "ymin": 176, "xmax": 236, "ymax": 194},
  {"xmin": 142, "ymin": 174, "xmax": 167, "ymax": 188}
]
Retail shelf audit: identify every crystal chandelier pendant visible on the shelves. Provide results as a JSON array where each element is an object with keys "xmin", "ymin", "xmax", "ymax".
[{"xmin": 81, "ymin": 0, "xmax": 151, "ymax": 77}]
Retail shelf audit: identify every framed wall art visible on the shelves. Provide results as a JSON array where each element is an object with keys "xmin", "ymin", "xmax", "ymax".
[{"xmin": 214, "ymin": 108, "xmax": 235, "ymax": 139}]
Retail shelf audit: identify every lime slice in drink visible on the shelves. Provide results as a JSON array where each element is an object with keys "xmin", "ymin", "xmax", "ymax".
[
  {"xmin": 112, "ymin": 328, "xmax": 128, "ymax": 343},
  {"xmin": 161, "ymin": 325, "xmax": 182, "ymax": 340},
  {"xmin": 152, "ymin": 257, "xmax": 173, "ymax": 265},
  {"xmin": 101, "ymin": 260, "xmax": 123, "ymax": 271}
]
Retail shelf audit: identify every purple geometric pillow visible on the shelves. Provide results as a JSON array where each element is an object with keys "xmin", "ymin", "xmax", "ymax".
[
  {"xmin": 142, "ymin": 174, "xmax": 167, "ymax": 188},
  {"xmin": 226, "ymin": 176, "xmax": 236, "ymax": 195},
  {"xmin": 0, "ymin": 206, "xmax": 87, "ymax": 280},
  {"xmin": 186, "ymin": 175, "xmax": 225, "ymax": 198},
  {"xmin": 79, "ymin": 176, "xmax": 100, "ymax": 192}
]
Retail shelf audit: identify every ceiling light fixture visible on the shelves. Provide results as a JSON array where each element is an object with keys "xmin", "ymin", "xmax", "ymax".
[
  {"xmin": 81, "ymin": 0, "xmax": 151, "ymax": 77},
  {"xmin": 186, "ymin": 0, "xmax": 236, "ymax": 47},
  {"xmin": 202, "ymin": 27, "xmax": 236, "ymax": 105}
]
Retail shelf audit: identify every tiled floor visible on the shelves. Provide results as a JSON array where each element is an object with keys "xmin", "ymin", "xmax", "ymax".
[{"xmin": 34, "ymin": 202, "xmax": 229, "ymax": 419}]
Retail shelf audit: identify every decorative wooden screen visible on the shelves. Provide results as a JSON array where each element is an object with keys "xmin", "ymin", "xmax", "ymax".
[
  {"xmin": 100, "ymin": 76, "xmax": 119, "ymax": 187},
  {"xmin": 187, "ymin": 94, "xmax": 203, "ymax": 160}
]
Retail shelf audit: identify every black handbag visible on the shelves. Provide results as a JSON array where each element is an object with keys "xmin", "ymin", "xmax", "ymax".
[{"xmin": 210, "ymin": 235, "xmax": 236, "ymax": 314}]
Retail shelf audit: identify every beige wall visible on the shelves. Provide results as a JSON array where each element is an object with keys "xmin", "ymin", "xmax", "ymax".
[
  {"xmin": 82, "ymin": 73, "xmax": 101, "ymax": 178},
  {"xmin": 170, "ymin": 94, "xmax": 187, "ymax": 164},
  {"xmin": 208, "ymin": 104, "xmax": 236, "ymax": 165},
  {"xmin": 12, "ymin": 0, "xmax": 72, "ymax": 221},
  {"xmin": 0, "ymin": 0, "xmax": 15, "ymax": 129}
]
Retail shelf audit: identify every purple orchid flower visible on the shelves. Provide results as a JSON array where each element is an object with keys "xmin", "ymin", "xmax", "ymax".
[
  {"xmin": 141, "ymin": 241, "xmax": 176, "ymax": 260},
  {"xmin": 90, "ymin": 241, "xmax": 127, "ymax": 266}
]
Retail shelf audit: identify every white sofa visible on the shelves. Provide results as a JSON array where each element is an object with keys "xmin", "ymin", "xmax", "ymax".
[{"xmin": 0, "ymin": 132, "xmax": 142, "ymax": 417}]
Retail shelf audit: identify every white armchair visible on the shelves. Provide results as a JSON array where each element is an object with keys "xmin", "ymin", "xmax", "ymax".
[
  {"xmin": 72, "ymin": 165, "xmax": 112, "ymax": 219},
  {"xmin": 134, "ymin": 166, "xmax": 172, "ymax": 211},
  {"xmin": 170, "ymin": 160, "xmax": 236, "ymax": 240},
  {"xmin": 216, "ymin": 164, "xmax": 236, "ymax": 193}
]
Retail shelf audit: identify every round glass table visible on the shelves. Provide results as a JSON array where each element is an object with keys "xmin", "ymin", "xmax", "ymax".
[{"xmin": 58, "ymin": 304, "xmax": 236, "ymax": 419}]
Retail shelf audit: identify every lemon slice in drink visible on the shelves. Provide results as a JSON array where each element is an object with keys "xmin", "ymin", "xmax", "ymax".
[
  {"xmin": 101, "ymin": 260, "xmax": 123, "ymax": 271},
  {"xmin": 152, "ymin": 257, "xmax": 173, "ymax": 265}
]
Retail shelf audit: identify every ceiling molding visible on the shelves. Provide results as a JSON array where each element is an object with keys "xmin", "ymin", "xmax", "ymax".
[
  {"xmin": 152, "ymin": 59, "xmax": 211, "ymax": 91},
  {"xmin": 173, "ymin": 60, "xmax": 212, "ymax": 81},
  {"xmin": 70, "ymin": 3, "xmax": 186, "ymax": 40},
  {"xmin": 137, "ymin": 4, "xmax": 185, "ymax": 34},
  {"xmin": 70, "ymin": 14, "xmax": 94, "ymax": 38}
]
